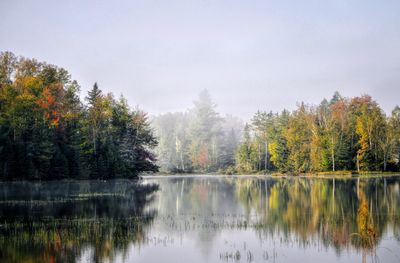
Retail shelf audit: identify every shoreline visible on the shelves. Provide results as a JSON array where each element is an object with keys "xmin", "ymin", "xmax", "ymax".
[
  {"xmin": 1, "ymin": 172, "xmax": 400, "ymax": 182},
  {"xmin": 147, "ymin": 172, "xmax": 400, "ymax": 180}
]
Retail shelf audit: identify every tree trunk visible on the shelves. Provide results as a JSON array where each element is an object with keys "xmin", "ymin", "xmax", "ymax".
[
  {"xmin": 180, "ymin": 151, "xmax": 185, "ymax": 171},
  {"xmin": 331, "ymin": 137, "xmax": 335, "ymax": 172},
  {"xmin": 258, "ymin": 143, "xmax": 261, "ymax": 171},
  {"xmin": 264, "ymin": 141, "xmax": 268, "ymax": 171},
  {"xmin": 383, "ymin": 151, "xmax": 387, "ymax": 171},
  {"xmin": 332, "ymin": 178, "xmax": 335, "ymax": 212}
]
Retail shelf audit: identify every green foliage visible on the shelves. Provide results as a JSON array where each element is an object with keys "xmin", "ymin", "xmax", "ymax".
[
  {"xmin": 236, "ymin": 92, "xmax": 400, "ymax": 174},
  {"xmin": 0, "ymin": 52, "xmax": 158, "ymax": 179}
]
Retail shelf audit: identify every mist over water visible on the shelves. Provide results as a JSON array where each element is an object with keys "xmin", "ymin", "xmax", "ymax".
[{"xmin": 1, "ymin": 176, "xmax": 400, "ymax": 263}]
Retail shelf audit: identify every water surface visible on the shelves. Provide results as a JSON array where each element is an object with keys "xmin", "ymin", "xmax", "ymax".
[{"xmin": 0, "ymin": 175, "xmax": 399, "ymax": 263}]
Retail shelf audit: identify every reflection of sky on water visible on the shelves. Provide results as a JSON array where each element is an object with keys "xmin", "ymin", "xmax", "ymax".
[
  {"xmin": 1, "ymin": 176, "xmax": 400, "ymax": 263},
  {"xmin": 131, "ymin": 176, "xmax": 400, "ymax": 263}
]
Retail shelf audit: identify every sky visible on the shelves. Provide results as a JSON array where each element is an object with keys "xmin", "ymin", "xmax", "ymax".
[{"xmin": 1, "ymin": 0, "xmax": 399, "ymax": 119}]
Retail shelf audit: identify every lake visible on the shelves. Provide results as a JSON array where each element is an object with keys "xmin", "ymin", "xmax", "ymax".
[{"xmin": 0, "ymin": 175, "xmax": 399, "ymax": 263}]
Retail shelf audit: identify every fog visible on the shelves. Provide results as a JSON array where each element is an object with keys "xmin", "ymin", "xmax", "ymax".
[{"xmin": 1, "ymin": 0, "xmax": 399, "ymax": 119}]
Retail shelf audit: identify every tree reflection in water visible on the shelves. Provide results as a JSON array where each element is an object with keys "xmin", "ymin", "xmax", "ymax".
[
  {"xmin": 1, "ymin": 176, "xmax": 399, "ymax": 263},
  {"xmin": 147, "ymin": 176, "xmax": 399, "ymax": 263},
  {"xmin": 0, "ymin": 180, "xmax": 159, "ymax": 263},
  {"xmin": 234, "ymin": 176, "xmax": 399, "ymax": 259}
]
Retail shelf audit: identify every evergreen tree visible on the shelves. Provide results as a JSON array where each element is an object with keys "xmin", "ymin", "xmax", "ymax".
[{"xmin": 0, "ymin": 52, "xmax": 158, "ymax": 180}]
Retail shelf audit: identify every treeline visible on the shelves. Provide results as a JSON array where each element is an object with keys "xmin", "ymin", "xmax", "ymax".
[
  {"xmin": 0, "ymin": 52, "xmax": 158, "ymax": 180},
  {"xmin": 236, "ymin": 92, "xmax": 400, "ymax": 173},
  {"xmin": 152, "ymin": 90, "xmax": 242, "ymax": 173}
]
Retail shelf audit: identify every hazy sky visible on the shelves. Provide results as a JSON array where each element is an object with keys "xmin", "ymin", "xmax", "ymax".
[{"xmin": 1, "ymin": 0, "xmax": 399, "ymax": 119}]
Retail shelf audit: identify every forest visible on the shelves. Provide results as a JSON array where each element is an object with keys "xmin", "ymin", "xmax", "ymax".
[
  {"xmin": 235, "ymin": 93, "xmax": 400, "ymax": 174},
  {"xmin": 0, "ymin": 52, "xmax": 158, "ymax": 180},
  {"xmin": 1, "ymin": 51, "xmax": 400, "ymax": 179},
  {"xmin": 152, "ymin": 89, "xmax": 243, "ymax": 173},
  {"xmin": 152, "ymin": 90, "xmax": 400, "ymax": 175}
]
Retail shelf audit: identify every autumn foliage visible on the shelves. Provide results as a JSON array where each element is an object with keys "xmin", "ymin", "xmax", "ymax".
[
  {"xmin": 0, "ymin": 51, "xmax": 158, "ymax": 179},
  {"xmin": 236, "ymin": 92, "xmax": 400, "ymax": 173}
]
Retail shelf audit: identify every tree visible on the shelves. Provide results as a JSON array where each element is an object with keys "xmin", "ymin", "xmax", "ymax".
[
  {"xmin": 189, "ymin": 89, "xmax": 223, "ymax": 171},
  {"xmin": 268, "ymin": 110, "xmax": 290, "ymax": 172},
  {"xmin": 353, "ymin": 97, "xmax": 384, "ymax": 171},
  {"xmin": 0, "ymin": 51, "xmax": 16, "ymax": 86},
  {"xmin": 237, "ymin": 92, "xmax": 397, "ymax": 174},
  {"xmin": 152, "ymin": 112, "xmax": 192, "ymax": 173},
  {"xmin": 392, "ymin": 107, "xmax": 400, "ymax": 170},
  {"xmin": 0, "ymin": 52, "xmax": 158, "ymax": 180},
  {"xmin": 329, "ymin": 96, "xmax": 350, "ymax": 170},
  {"xmin": 285, "ymin": 103, "xmax": 313, "ymax": 172},
  {"xmin": 236, "ymin": 124, "xmax": 258, "ymax": 172},
  {"xmin": 379, "ymin": 107, "xmax": 400, "ymax": 171},
  {"xmin": 251, "ymin": 111, "xmax": 275, "ymax": 171}
]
